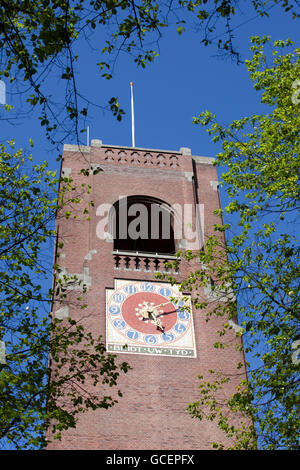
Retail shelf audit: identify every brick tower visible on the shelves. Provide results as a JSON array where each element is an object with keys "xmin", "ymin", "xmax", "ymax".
[{"xmin": 48, "ymin": 139, "xmax": 248, "ymax": 450}]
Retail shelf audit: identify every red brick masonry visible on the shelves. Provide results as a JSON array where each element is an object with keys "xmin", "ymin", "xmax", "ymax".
[{"xmin": 47, "ymin": 141, "xmax": 249, "ymax": 450}]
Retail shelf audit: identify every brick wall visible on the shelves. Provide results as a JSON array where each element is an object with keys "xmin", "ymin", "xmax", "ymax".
[{"xmin": 47, "ymin": 142, "xmax": 248, "ymax": 450}]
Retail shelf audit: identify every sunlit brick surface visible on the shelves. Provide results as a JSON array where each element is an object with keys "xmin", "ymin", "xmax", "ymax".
[{"xmin": 47, "ymin": 143, "xmax": 248, "ymax": 450}]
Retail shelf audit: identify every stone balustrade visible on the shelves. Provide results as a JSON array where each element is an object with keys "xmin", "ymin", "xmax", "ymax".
[
  {"xmin": 103, "ymin": 148, "xmax": 180, "ymax": 168},
  {"xmin": 112, "ymin": 250, "xmax": 180, "ymax": 275}
]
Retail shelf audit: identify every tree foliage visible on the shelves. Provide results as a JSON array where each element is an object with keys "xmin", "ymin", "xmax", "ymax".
[
  {"xmin": 0, "ymin": 0, "xmax": 299, "ymax": 145},
  {"xmin": 0, "ymin": 142, "xmax": 129, "ymax": 449},
  {"xmin": 174, "ymin": 36, "xmax": 299, "ymax": 449},
  {"xmin": 0, "ymin": 0, "xmax": 299, "ymax": 451}
]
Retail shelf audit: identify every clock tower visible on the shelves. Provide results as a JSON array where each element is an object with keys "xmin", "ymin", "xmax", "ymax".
[{"xmin": 48, "ymin": 139, "xmax": 248, "ymax": 450}]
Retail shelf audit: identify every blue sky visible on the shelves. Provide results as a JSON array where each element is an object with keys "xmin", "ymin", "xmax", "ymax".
[
  {"xmin": 73, "ymin": 4, "xmax": 298, "ymax": 156},
  {"xmin": 0, "ymin": 3, "xmax": 298, "ymax": 282},
  {"xmin": 0, "ymin": 3, "xmax": 299, "ymax": 449},
  {"xmin": 1, "ymin": 3, "xmax": 299, "ymax": 171},
  {"xmin": 1, "ymin": 3, "xmax": 299, "ymax": 271}
]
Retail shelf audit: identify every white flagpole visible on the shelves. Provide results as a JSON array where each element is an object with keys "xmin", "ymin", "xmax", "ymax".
[
  {"xmin": 0, "ymin": 80, "xmax": 6, "ymax": 105},
  {"xmin": 87, "ymin": 125, "xmax": 90, "ymax": 146},
  {"xmin": 130, "ymin": 82, "xmax": 135, "ymax": 147}
]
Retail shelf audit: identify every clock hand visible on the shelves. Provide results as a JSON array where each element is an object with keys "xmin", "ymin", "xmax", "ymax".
[
  {"xmin": 149, "ymin": 314, "xmax": 165, "ymax": 332},
  {"xmin": 151, "ymin": 301, "xmax": 183, "ymax": 317},
  {"xmin": 135, "ymin": 302, "xmax": 165, "ymax": 331},
  {"xmin": 149, "ymin": 300, "xmax": 173, "ymax": 310}
]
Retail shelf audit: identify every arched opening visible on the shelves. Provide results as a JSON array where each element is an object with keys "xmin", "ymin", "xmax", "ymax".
[{"xmin": 110, "ymin": 196, "xmax": 176, "ymax": 255}]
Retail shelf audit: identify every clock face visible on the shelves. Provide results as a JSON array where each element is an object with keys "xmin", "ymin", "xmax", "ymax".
[{"xmin": 106, "ymin": 279, "xmax": 196, "ymax": 358}]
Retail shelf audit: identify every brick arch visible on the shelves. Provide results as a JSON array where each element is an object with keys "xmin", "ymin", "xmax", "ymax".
[{"xmin": 109, "ymin": 195, "xmax": 178, "ymax": 255}]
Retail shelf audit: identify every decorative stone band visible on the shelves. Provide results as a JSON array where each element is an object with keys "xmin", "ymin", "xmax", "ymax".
[
  {"xmin": 107, "ymin": 343, "xmax": 195, "ymax": 357},
  {"xmin": 62, "ymin": 143, "xmax": 215, "ymax": 169},
  {"xmin": 102, "ymin": 148, "xmax": 180, "ymax": 168},
  {"xmin": 112, "ymin": 250, "xmax": 180, "ymax": 275}
]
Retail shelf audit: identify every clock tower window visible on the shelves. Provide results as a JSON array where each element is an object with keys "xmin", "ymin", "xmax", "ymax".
[{"xmin": 111, "ymin": 196, "xmax": 176, "ymax": 255}]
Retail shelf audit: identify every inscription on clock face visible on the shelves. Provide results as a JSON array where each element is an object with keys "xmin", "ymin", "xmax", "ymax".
[{"xmin": 106, "ymin": 280, "xmax": 196, "ymax": 358}]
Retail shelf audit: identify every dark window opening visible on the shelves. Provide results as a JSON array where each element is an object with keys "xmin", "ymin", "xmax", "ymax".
[{"xmin": 112, "ymin": 196, "xmax": 175, "ymax": 255}]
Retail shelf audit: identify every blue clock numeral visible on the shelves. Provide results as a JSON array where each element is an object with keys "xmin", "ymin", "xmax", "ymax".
[
  {"xmin": 159, "ymin": 287, "xmax": 171, "ymax": 297},
  {"xmin": 144, "ymin": 335, "xmax": 157, "ymax": 344},
  {"xmin": 113, "ymin": 319, "xmax": 125, "ymax": 329},
  {"xmin": 127, "ymin": 330, "xmax": 139, "ymax": 340},
  {"xmin": 125, "ymin": 284, "xmax": 137, "ymax": 294},
  {"xmin": 175, "ymin": 323, "xmax": 186, "ymax": 333},
  {"xmin": 113, "ymin": 293, "xmax": 125, "ymax": 303},
  {"xmin": 142, "ymin": 283, "xmax": 154, "ymax": 292},
  {"xmin": 109, "ymin": 306, "xmax": 121, "ymax": 315},
  {"xmin": 178, "ymin": 310, "xmax": 190, "ymax": 321},
  {"xmin": 162, "ymin": 332, "xmax": 174, "ymax": 342}
]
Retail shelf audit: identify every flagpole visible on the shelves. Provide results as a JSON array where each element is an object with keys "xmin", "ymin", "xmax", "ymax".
[
  {"xmin": 130, "ymin": 82, "xmax": 135, "ymax": 147},
  {"xmin": 0, "ymin": 79, "xmax": 6, "ymax": 105}
]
